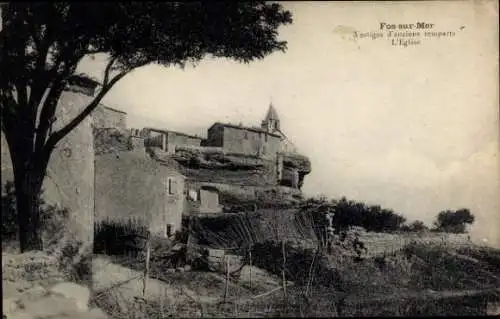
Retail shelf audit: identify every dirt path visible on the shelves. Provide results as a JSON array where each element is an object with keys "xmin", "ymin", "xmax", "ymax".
[
  {"xmin": 92, "ymin": 255, "xmax": 284, "ymax": 304},
  {"xmin": 92, "ymin": 256, "xmax": 219, "ymax": 305}
]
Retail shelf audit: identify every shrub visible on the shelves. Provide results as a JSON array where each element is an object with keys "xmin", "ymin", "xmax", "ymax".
[
  {"xmin": 251, "ymin": 240, "xmax": 344, "ymax": 289},
  {"xmin": 93, "ymin": 218, "xmax": 149, "ymax": 256},
  {"xmin": 1, "ymin": 180, "xmax": 92, "ymax": 284},
  {"xmin": 298, "ymin": 196, "xmax": 407, "ymax": 235},
  {"xmin": 1, "ymin": 180, "xmax": 69, "ymax": 247}
]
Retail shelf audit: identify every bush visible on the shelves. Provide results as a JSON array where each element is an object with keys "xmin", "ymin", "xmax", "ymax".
[
  {"xmin": 2, "ymin": 181, "xmax": 17, "ymax": 240},
  {"xmin": 93, "ymin": 218, "xmax": 149, "ymax": 256},
  {"xmin": 251, "ymin": 240, "xmax": 344, "ymax": 289},
  {"xmin": 1, "ymin": 180, "xmax": 92, "ymax": 284},
  {"xmin": 400, "ymin": 220, "xmax": 429, "ymax": 233},
  {"xmin": 1, "ymin": 180, "xmax": 69, "ymax": 247},
  {"xmin": 298, "ymin": 196, "xmax": 407, "ymax": 236}
]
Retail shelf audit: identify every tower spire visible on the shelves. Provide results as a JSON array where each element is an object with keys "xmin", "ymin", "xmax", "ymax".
[{"xmin": 262, "ymin": 101, "xmax": 280, "ymax": 133}]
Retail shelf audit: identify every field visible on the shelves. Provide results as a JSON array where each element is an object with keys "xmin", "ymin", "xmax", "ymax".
[
  {"xmin": 3, "ymin": 233, "xmax": 500, "ymax": 318},
  {"xmin": 87, "ymin": 240, "xmax": 500, "ymax": 318}
]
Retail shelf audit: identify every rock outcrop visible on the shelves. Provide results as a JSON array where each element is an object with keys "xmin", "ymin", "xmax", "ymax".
[
  {"xmin": 2, "ymin": 251, "xmax": 108, "ymax": 319},
  {"xmin": 145, "ymin": 146, "xmax": 309, "ymax": 208},
  {"xmin": 281, "ymin": 153, "xmax": 312, "ymax": 189}
]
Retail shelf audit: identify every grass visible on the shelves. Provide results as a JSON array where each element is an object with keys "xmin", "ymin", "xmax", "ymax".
[{"xmin": 90, "ymin": 239, "xmax": 500, "ymax": 318}]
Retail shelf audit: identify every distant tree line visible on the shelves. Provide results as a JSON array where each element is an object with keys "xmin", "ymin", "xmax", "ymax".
[{"xmin": 298, "ymin": 196, "xmax": 475, "ymax": 235}]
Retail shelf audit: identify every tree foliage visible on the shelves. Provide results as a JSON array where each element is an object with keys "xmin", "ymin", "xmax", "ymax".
[
  {"xmin": 399, "ymin": 219, "xmax": 429, "ymax": 232},
  {"xmin": 0, "ymin": 2, "xmax": 293, "ymax": 251},
  {"xmin": 432, "ymin": 209, "xmax": 475, "ymax": 233},
  {"xmin": 299, "ymin": 196, "xmax": 407, "ymax": 236}
]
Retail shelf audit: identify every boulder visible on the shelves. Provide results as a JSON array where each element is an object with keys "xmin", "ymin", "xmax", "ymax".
[{"xmin": 50, "ymin": 282, "xmax": 90, "ymax": 312}]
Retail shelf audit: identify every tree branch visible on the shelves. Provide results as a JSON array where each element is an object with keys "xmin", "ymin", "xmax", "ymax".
[
  {"xmin": 28, "ymin": 32, "xmax": 54, "ymax": 115},
  {"xmin": 103, "ymin": 56, "xmax": 117, "ymax": 86},
  {"xmin": 33, "ymin": 58, "xmax": 77, "ymax": 158},
  {"xmin": 43, "ymin": 68, "xmax": 132, "ymax": 152}
]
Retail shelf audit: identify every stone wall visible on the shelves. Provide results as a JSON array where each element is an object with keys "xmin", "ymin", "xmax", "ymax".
[
  {"xmin": 144, "ymin": 130, "xmax": 164, "ymax": 149},
  {"xmin": 1, "ymin": 89, "xmax": 95, "ymax": 255},
  {"xmin": 205, "ymin": 124, "xmax": 224, "ymax": 147},
  {"xmin": 206, "ymin": 123, "xmax": 281, "ymax": 158},
  {"xmin": 166, "ymin": 131, "xmax": 203, "ymax": 153},
  {"xmin": 91, "ymin": 105, "xmax": 127, "ymax": 132},
  {"xmin": 358, "ymin": 232, "xmax": 471, "ymax": 256},
  {"xmin": 44, "ymin": 91, "xmax": 95, "ymax": 245},
  {"xmin": 199, "ymin": 188, "xmax": 221, "ymax": 212},
  {"xmin": 95, "ymin": 150, "xmax": 185, "ymax": 235},
  {"xmin": 221, "ymin": 125, "xmax": 281, "ymax": 158},
  {"xmin": 128, "ymin": 136, "xmax": 145, "ymax": 150},
  {"xmin": 142, "ymin": 129, "xmax": 202, "ymax": 153},
  {"xmin": 185, "ymin": 181, "xmax": 303, "ymax": 208}
]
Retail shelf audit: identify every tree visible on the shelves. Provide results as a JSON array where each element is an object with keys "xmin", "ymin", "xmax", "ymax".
[
  {"xmin": 0, "ymin": 3, "xmax": 293, "ymax": 252},
  {"xmin": 433, "ymin": 209, "xmax": 475, "ymax": 233},
  {"xmin": 409, "ymin": 220, "xmax": 428, "ymax": 232},
  {"xmin": 400, "ymin": 220, "xmax": 428, "ymax": 232}
]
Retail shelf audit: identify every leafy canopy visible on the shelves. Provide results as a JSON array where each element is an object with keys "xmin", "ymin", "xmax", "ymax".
[
  {"xmin": 1, "ymin": 2, "xmax": 293, "ymax": 159},
  {"xmin": 433, "ymin": 209, "xmax": 475, "ymax": 233}
]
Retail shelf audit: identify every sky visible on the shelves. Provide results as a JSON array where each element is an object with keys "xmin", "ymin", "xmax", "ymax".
[{"xmin": 78, "ymin": 1, "xmax": 499, "ymax": 246}]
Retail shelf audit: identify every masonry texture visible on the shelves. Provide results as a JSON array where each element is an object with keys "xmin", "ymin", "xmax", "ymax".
[
  {"xmin": 1, "ymin": 89, "xmax": 95, "ymax": 250},
  {"xmin": 141, "ymin": 103, "xmax": 312, "ymax": 191},
  {"xmin": 206, "ymin": 123, "xmax": 282, "ymax": 158},
  {"xmin": 91, "ymin": 105, "xmax": 127, "ymax": 132},
  {"xmin": 95, "ymin": 150, "xmax": 185, "ymax": 235}
]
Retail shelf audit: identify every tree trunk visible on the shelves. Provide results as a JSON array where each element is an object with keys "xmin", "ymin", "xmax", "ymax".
[{"xmin": 14, "ymin": 163, "xmax": 46, "ymax": 252}]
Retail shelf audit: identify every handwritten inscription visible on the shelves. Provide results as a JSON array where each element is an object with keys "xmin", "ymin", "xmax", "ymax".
[{"xmin": 352, "ymin": 22, "xmax": 458, "ymax": 47}]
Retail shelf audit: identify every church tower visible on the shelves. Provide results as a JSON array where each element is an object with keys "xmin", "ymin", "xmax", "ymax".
[{"xmin": 261, "ymin": 102, "xmax": 281, "ymax": 134}]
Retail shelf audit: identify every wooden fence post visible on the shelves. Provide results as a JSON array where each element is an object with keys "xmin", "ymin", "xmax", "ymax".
[
  {"xmin": 143, "ymin": 232, "xmax": 151, "ymax": 298},
  {"xmin": 224, "ymin": 255, "xmax": 230, "ymax": 302},
  {"xmin": 249, "ymin": 246, "xmax": 252, "ymax": 290},
  {"xmin": 282, "ymin": 240, "xmax": 287, "ymax": 302}
]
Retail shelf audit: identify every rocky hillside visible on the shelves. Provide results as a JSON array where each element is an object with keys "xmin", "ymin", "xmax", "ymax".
[
  {"xmin": 282, "ymin": 152, "xmax": 312, "ymax": 189},
  {"xmin": 145, "ymin": 146, "xmax": 306, "ymax": 207}
]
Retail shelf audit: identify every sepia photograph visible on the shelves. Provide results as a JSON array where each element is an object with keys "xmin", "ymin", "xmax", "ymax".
[{"xmin": 1, "ymin": 1, "xmax": 499, "ymax": 318}]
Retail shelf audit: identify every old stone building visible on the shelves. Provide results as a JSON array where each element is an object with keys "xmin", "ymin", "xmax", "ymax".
[
  {"xmin": 1, "ymin": 75, "xmax": 97, "ymax": 267},
  {"xmin": 91, "ymin": 99, "xmax": 310, "ymax": 232},
  {"xmin": 94, "ymin": 150, "xmax": 186, "ymax": 237},
  {"xmin": 205, "ymin": 104, "xmax": 287, "ymax": 158},
  {"xmin": 143, "ymin": 128, "xmax": 203, "ymax": 153},
  {"xmin": 206, "ymin": 123, "xmax": 282, "ymax": 158},
  {"xmin": 91, "ymin": 105, "xmax": 127, "ymax": 132},
  {"xmin": 185, "ymin": 185, "xmax": 223, "ymax": 215},
  {"xmin": 142, "ymin": 103, "xmax": 296, "ymax": 160}
]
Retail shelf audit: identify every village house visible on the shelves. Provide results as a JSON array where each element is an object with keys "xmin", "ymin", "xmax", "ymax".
[
  {"xmin": 142, "ymin": 103, "xmax": 298, "ymax": 159},
  {"xmin": 93, "ymin": 101, "xmax": 309, "ymax": 240},
  {"xmin": 143, "ymin": 128, "xmax": 203, "ymax": 153},
  {"xmin": 185, "ymin": 185, "xmax": 223, "ymax": 215},
  {"xmin": 94, "ymin": 149, "xmax": 186, "ymax": 237}
]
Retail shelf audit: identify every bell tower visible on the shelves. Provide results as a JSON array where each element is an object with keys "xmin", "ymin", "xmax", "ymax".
[{"xmin": 261, "ymin": 102, "xmax": 280, "ymax": 134}]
